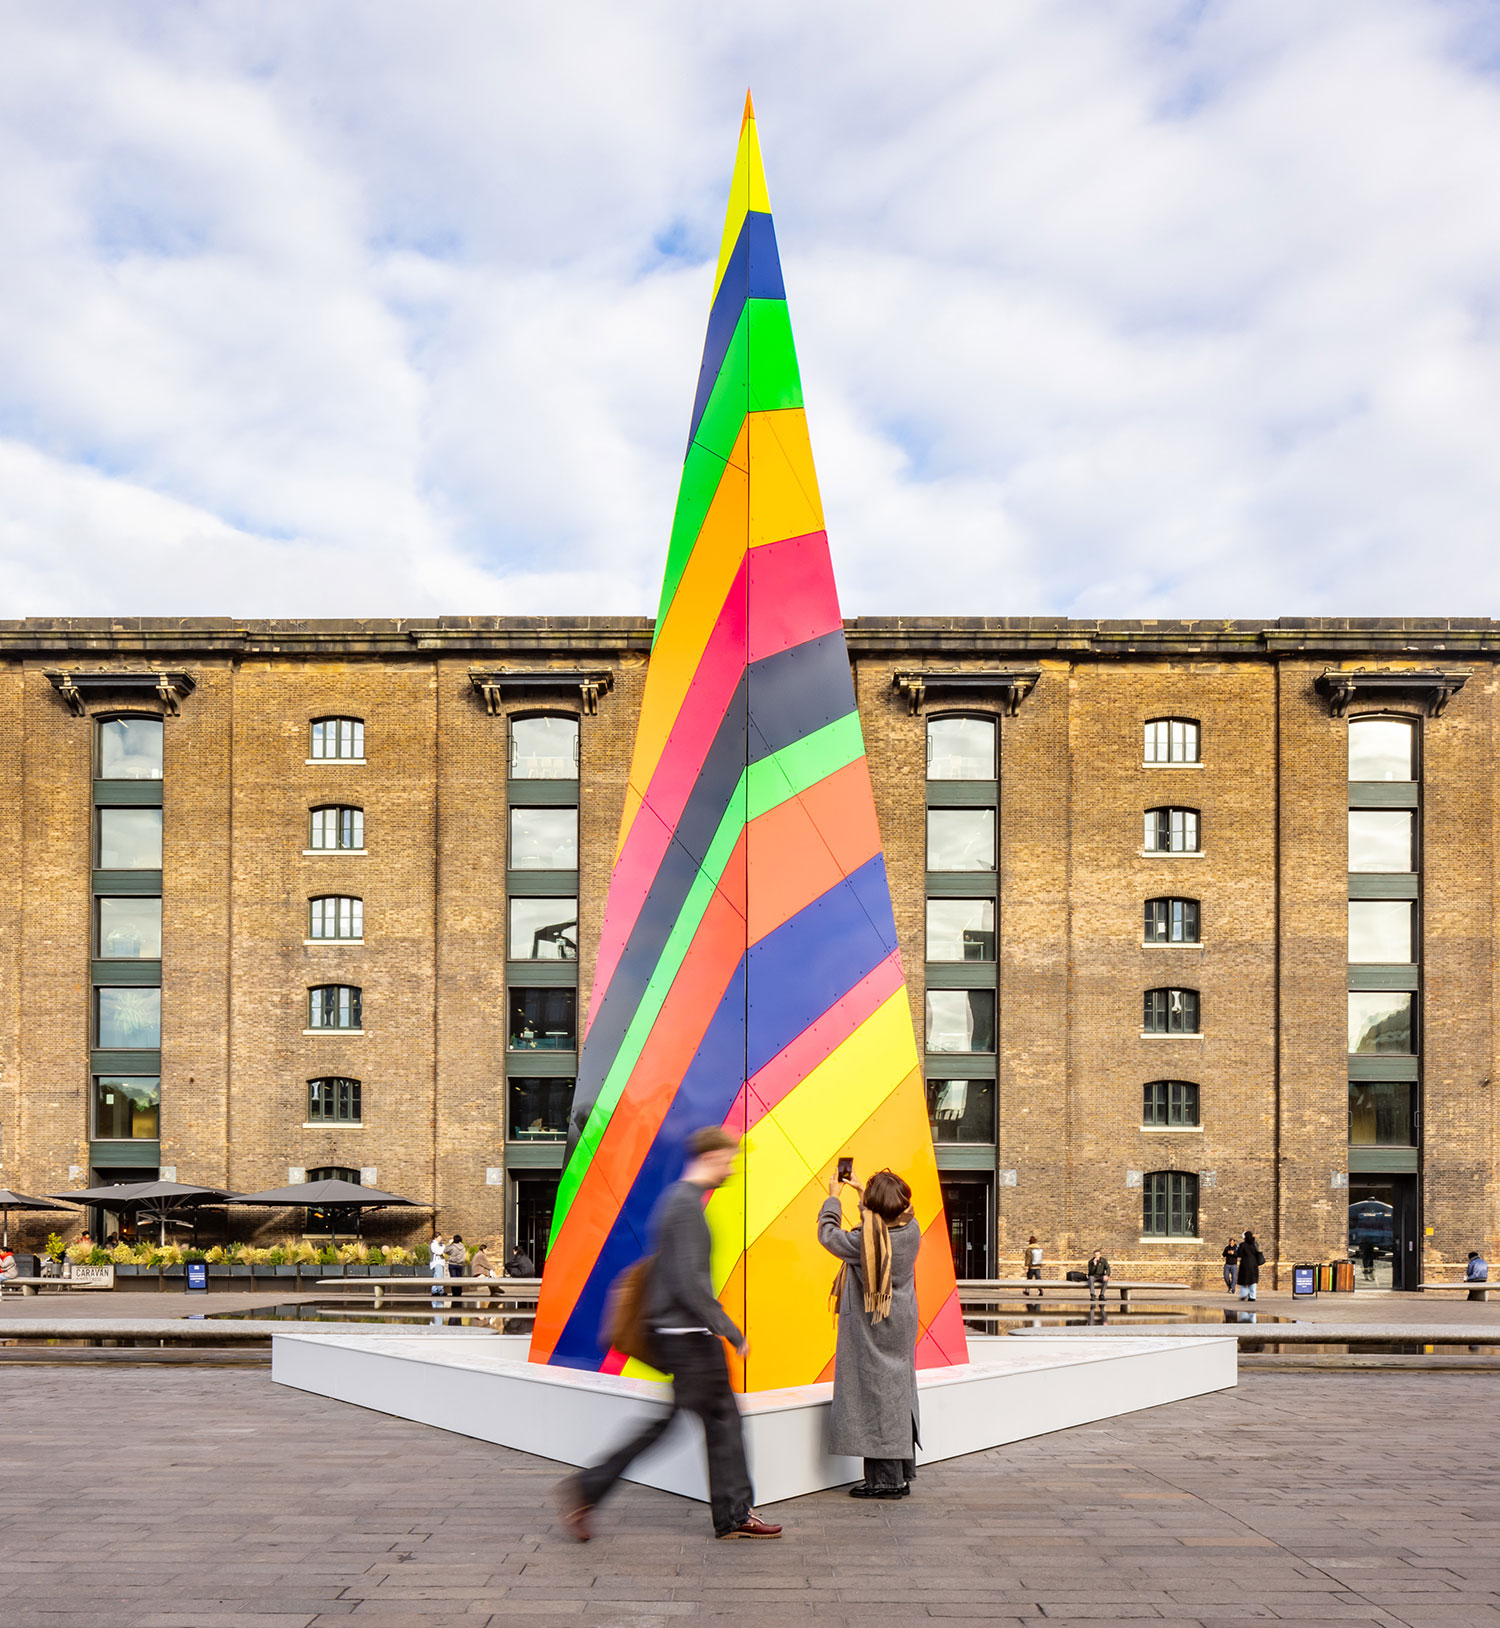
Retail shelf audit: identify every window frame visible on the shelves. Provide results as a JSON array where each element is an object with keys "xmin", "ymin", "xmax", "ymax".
[
  {"xmin": 309, "ymin": 805, "xmax": 365, "ymax": 851},
  {"xmin": 1144, "ymin": 806, "xmax": 1201, "ymax": 854},
  {"xmin": 92, "ymin": 1074, "xmax": 162, "ymax": 1140},
  {"xmin": 96, "ymin": 805, "xmax": 164, "ymax": 870},
  {"xmin": 925, "ymin": 712, "xmax": 998, "ymax": 782},
  {"xmin": 309, "ymin": 717, "xmax": 365, "ymax": 762},
  {"xmin": 307, "ymin": 1078, "xmax": 362, "ymax": 1125},
  {"xmin": 1144, "ymin": 897, "xmax": 1200, "ymax": 945},
  {"xmin": 1142, "ymin": 1170, "xmax": 1199, "ymax": 1238},
  {"xmin": 1143, "ymin": 987, "xmax": 1201, "ymax": 1035},
  {"xmin": 96, "ymin": 712, "xmax": 165, "ymax": 781},
  {"xmin": 95, "ymin": 985, "xmax": 163, "ymax": 1049},
  {"xmin": 1347, "ymin": 712, "xmax": 1419, "ymax": 783},
  {"xmin": 307, "ymin": 985, "xmax": 363, "ymax": 1031},
  {"xmin": 1143, "ymin": 1079, "xmax": 1200, "ymax": 1128},
  {"xmin": 509, "ymin": 711, "xmax": 581, "ymax": 781},
  {"xmin": 1143, "ymin": 718, "xmax": 1201, "ymax": 766},
  {"xmin": 508, "ymin": 805, "xmax": 580, "ymax": 872},
  {"xmin": 308, "ymin": 895, "xmax": 363, "ymax": 941}
]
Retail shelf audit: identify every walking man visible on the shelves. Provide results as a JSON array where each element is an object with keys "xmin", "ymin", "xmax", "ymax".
[
  {"xmin": 1024, "ymin": 1234, "xmax": 1044, "ymax": 1299},
  {"xmin": 556, "ymin": 1126, "xmax": 781, "ymax": 1542},
  {"xmin": 1235, "ymin": 1230, "xmax": 1264, "ymax": 1302}
]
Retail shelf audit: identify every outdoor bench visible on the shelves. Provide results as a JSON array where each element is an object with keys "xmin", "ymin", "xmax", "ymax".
[
  {"xmin": 1418, "ymin": 1280, "xmax": 1492, "ymax": 1301},
  {"xmin": 315, "ymin": 1276, "xmax": 541, "ymax": 1308},
  {"xmin": 959, "ymin": 1277, "xmax": 1192, "ymax": 1309}
]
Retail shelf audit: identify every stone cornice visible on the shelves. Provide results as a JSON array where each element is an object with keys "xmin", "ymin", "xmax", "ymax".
[{"xmin": 0, "ymin": 616, "xmax": 1497, "ymax": 663}]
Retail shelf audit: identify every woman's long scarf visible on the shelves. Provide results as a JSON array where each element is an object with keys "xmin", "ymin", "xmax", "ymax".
[{"xmin": 830, "ymin": 1206, "xmax": 913, "ymax": 1324}]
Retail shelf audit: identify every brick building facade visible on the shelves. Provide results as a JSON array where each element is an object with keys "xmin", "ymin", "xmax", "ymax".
[{"xmin": 1, "ymin": 616, "xmax": 1495, "ymax": 1288}]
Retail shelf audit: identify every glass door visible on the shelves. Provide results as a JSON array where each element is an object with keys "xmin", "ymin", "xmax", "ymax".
[
  {"xmin": 1348, "ymin": 1174, "xmax": 1419, "ymax": 1290},
  {"xmin": 939, "ymin": 1174, "xmax": 993, "ymax": 1280}
]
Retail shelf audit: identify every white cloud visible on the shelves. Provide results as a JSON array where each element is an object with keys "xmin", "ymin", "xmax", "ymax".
[{"xmin": 0, "ymin": 0, "xmax": 1497, "ymax": 619}]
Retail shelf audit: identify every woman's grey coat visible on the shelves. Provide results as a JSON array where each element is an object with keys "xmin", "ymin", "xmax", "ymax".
[{"xmin": 817, "ymin": 1196, "xmax": 921, "ymax": 1459}]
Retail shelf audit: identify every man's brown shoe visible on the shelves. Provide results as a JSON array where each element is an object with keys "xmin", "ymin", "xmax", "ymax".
[
  {"xmin": 554, "ymin": 1477, "xmax": 593, "ymax": 1543},
  {"xmin": 719, "ymin": 1511, "xmax": 782, "ymax": 1539}
]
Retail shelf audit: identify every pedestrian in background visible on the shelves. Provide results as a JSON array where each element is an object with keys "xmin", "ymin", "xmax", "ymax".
[
  {"xmin": 506, "ymin": 1244, "xmax": 535, "ymax": 1278},
  {"xmin": 1222, "ymin": 1237, "xmax": 1239, "ymax": 1296},
  {"xmin": 818, "ymin": 1166, "xmax": 921, "ymax": 1499},
  {"xmin": 429, "ymin": 1231, "xmax": 448, "ymax": 1299},
  {"xmin": 1024, "ymin": 1234, "xmax": 1044, "ymax": 1299},
  {"xmin": 1235, "ymin": 1230, "xmax": 1263, "ymax": 1302},
  {"xmin": 1085, "ymin": 1247, "xmax": 1110, "ymax": 1305},
  {"xmin": 446, "ymin": 1233, "xmax": 468, "ymax": 1292},
  {"xmin": 1466, "ymin": 1250, "xmax": 1490, "ymax": 1301}
]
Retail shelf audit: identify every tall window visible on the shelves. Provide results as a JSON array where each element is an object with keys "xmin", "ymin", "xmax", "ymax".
[
  {"xmin": 927, "ymin": 808, "xmax": 995, "ymax": 871},
  {"xmin": 307, "ymin": 1078, "xmax": 361, "ymax": 1124},
  {"xmin": 1349, "ymin": 717, "xmax": 1416, "ymax": 781},
  {"xmin": 97, "ymin": 808, "xmax": 162, "ymax": 869},
  {"xmin": 310, "ymin": 718, "xmax": 364, "ymax": 761},
  {"xmin": 1348, "ymin": 810, "xmax": 1414, "ymax": 872},
  {"xmin": 927, "ymin": 715, "xmax": 996, "ymax": 780},
  {"xmin": 511, "ymin": 715, "xmax": 579, "ymax": 780},
  {"xmin": 1144, "ymin": 898, "xmax": 1200, "ymax": 944},
  {"xmin": 98, "ymin": 716, "xmax": 163, "ymax": 780},
  {"xmin": 1143, "ymin": 1171, "xmax": 1198, "ymax": 1237},
  {"xmin": 509, "ymin": 1078, "xmax": 574, "ymax": 1140},
  {"xmin": 924, "ymin": 989, "xmax": 997, "ymax": 1054},
  {"xmin": 308, "ymin": 985, "xmax": 362, "ymax": 1030},
  {"xmin": 1144, "ymin": 987, "xmax": 1200, "ymax": 1034},
  {"xmin": 509, "ymin": 898, "xmax": 579, "ymax": 960},
  {"xmin": 1143, "ymin": 1080, "xmax": 1200, "ymax": 1127},
  {"xmin": 96, "ymin": 988, "xmax": 162, "ymax": 1048},
  {"xmin": 510, "ymin": 807, "xmax": 579, "ymax": 870},
  {"xmin": 1144, "ymin": 807, "xmax": 1200, "ymax": 854},
  {"xmin": 93, "ymin": 1076, "xmax": 160, "ymax": 1139},
  {"xmin": 310, "ymin": 806, "xmax": 363, "ymax": 850},
  {"xmin": 509, "ymin": 987, "xmax": 577, "ymax": 1050},
  {"xmin": 1348, "ymin": 991, "xmax": 1414, "ymax": 1055},
  {"xmin": 1349, "ymin": 1081, "xmax": 1415, "ymax": 1146},
  {"xmin": 1144, "ymin": 718, "xmax": 1200, "ymax": 764},
  {"xmin": 309, "ymin": 896, "xmax": 363, "ymax": 941},
  {"xmin": 1348, "ymin": 901, "xmax": 1414, "ymax": 963},
  {"xmin": 925, "ymin": 898, "xmax": 996, "ymax": 962},
  {"xmin": 97, "ymin": 897, "xmax": 162, "ymax": 959},
  {"xmin": 926, "ymin": 1078, "xmax": 997, "ymax": 1143}
]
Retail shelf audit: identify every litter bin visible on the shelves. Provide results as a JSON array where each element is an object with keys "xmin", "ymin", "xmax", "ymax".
[
  {"xmin": 1332, "ymin": 1260, "xmax": 1355, "ymax": 1293},
  {"xmin": 1292, "ymin": 1264, "xmax": 1318, "ymax": 1298},
  {"xmin": 1315, "ymin": 1263, "xmax": 1335, "ymax": 1292}
]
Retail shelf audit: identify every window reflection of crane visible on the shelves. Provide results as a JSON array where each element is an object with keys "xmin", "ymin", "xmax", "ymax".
[{"xmin": 531, "ymin": 918, "xmax": 578, "ymax": 959}]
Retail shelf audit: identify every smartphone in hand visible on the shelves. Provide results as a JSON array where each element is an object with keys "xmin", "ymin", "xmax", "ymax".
[{"xmin": 837, "ymin": 1156, "xmax": 853, "ymax": 1184}]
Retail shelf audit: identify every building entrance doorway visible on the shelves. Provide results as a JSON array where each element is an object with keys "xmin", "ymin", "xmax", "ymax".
[
  {"xmin": 940, "ymin": 1174, "xmax": 993, "ymax": 1280},
  {"xmin": 1348, "ymin": 1174, "xmax": 1418, "ymax": 1290},
  {"xmin": 512, "ymin": 1175, "xmax": 559, "ymax": 1271}
]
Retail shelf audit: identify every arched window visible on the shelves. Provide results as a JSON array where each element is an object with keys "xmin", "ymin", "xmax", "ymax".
[
  {"xmin": 310, "ymin": 717, "xmax": 364, "ymax": 761},
  {"xmin": 1143, "ymin": 1171, "xmax": 1198, "ymax": 1237},
  {"xmin": 309, "ymin": 896, "xmax": 362, "ymax": 940},
  {"xmin": 1144, "ymin": 807, "xmax": 1200, "ymax": 853},
  {"xmin": 1143, "ymin": 1081, "xmax": 1200, "ymax": 1127},
  {"xmin": 510, "ymin": 714, "xmax": 579, "ymax": 780},
  {"xmin": 307, "ymin": 1081, "xmax": 361, "ymax": 1124},
  {"xmin": 308, "ymin": 986, "xmax": 362, "ymax": 1030},
  {"xmin": 926, "ymin": 714, "xmax": 996, "ymax": 781},
  {"xmin": 97, "ymin": 715, "xmax": 164, "ymax": 780},
  {"xmin": 1348, "ymin": 716, "xmax": 1415, "ymax": 782},
  {"xmin": 1144, "ymin": 897, "xmax": 1200, "ymax": 944},
  {"xmin": 1144, "ymin": 718, "xmax": 1200, "ymax": 764},
  {"xmin": 310, "ymin": 806, "xmax": 364, "ymax": 850},
  {"xmin": 1144, "ymin": 988, "xmax": 1200, "ymax": 1034}
]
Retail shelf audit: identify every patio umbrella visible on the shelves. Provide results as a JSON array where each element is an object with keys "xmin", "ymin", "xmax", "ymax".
[
  {"xmin": 0, "ymin": 1190, "xmax": 78, "ymax": 1249},
  {"xmin": 227, "ymin": 1179, "xmax": 425, "ymax": 1239},
  {"xmin": 50, "ymin": 1180, "xmax": 236, "ymax": 1246}
]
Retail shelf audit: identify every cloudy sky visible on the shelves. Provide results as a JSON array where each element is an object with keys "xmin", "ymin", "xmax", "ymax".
[{"xmin": 2, "ymin": 1, "xmax": 1498, "ymax": 621}]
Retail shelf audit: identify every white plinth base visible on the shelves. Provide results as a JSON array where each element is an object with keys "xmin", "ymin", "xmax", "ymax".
[{"xmin": 272, "ymin": 1331, "xmax": 1235, "ymax": 1507}]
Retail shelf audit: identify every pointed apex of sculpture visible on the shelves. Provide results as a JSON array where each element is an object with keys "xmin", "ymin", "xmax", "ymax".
[{"xmin": 713, "ymin": 94, "xmax": 773, "ymax": 304}]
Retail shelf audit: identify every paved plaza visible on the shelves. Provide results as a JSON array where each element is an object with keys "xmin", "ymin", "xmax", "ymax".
[{"xmin": 2, "ymin": 1365, "xmax": 1498, "ymax": 1627}]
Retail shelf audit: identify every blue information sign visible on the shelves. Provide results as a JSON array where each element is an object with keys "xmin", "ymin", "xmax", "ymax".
[
  {"xmin": 1291, "ymin": 1265, "xmax": 1316, "ymax": 1298},
  {"xmin": 186, "ymin": 1261, "xmax": 208, "ymax": 1293}
]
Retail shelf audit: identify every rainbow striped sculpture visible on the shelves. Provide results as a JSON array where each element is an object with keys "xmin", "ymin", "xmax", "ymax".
[{"xmin": 530, "ymin": 96, "xmax": 968, "ymax": 1392}]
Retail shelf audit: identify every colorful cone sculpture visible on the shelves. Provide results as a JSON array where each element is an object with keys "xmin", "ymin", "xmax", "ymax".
[{"xmin": 530, "ymin": 95, "xmax": 968, "ymax": 1391}]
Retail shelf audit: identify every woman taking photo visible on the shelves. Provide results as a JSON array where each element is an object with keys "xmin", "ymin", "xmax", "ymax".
[{"xmin": 817, "ymin": 1166, "xmax": 921, "ymax": 1500}]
